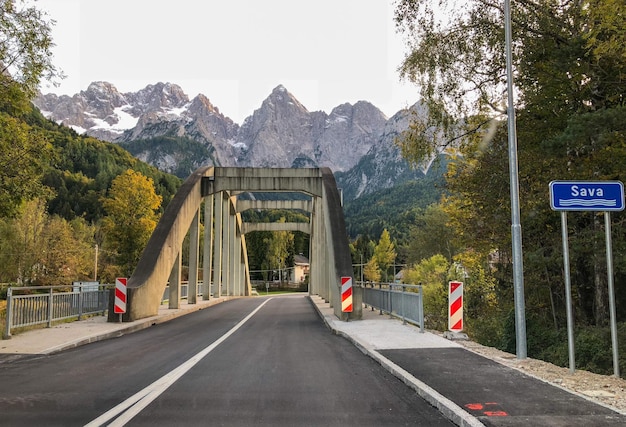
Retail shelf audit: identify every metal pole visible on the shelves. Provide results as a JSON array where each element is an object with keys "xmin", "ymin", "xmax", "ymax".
[
  {"xmin": 560, "ymin": 212, "xmax": 576, "ymax": 373},
  {"xmin": 604, "ymin": 212, "xmax": 620, "ymax": 378},
  {"xmin": 47, "ymin": 287, "xmax": 54, "ymax": 328},
  {"xmin": 504, "ymin": 0, "xmax": 527, "ymax": 359},
  {"xmin": 94, "ymin": 244, "xmax": 98, "ymax": 281},
  {"xmin": 4, "ymin": 287, "xmax": 12, "ymax": 338}
]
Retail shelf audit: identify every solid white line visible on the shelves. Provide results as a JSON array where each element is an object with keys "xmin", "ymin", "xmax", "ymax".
[{"xmin": 84, "ymin": 298, "xmax": 273, "ymax": 427}]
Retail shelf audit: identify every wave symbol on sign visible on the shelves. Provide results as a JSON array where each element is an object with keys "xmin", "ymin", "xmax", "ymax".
[{"xmin": 559, "ymin": 199, "xmax": 616, "ymax": 207}]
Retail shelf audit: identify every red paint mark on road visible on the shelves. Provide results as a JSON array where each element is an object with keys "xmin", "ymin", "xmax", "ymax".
[
  {"xmin": 464, "ymin": 402, "xmax": 509, "ymax": 417},
  {"xmin": 465, "ymin": 403, "xmax": 484, "ymax": 411},
  {"xmin": 484, "ymin": 411, "xmax": 509, "ymax": 417}
]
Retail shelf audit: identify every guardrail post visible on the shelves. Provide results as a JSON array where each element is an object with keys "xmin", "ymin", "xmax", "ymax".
[
  {"xmin": 388, "ymin": 282, "xmax": 393, "ymax": 318},
  {"xmin": 4, "ymin": 287, "xmax": 12, "ymax": 339},
  {"xmin": 78, "ymin": 285, "xmax": 83, "ymax": 320},
  {"xmin": 47, "ymin": 287, "xmax": 53, "ymax": 328},
  {"xmin": 418, "ymin": 284, "xmax": 424, "ymax": 333},
  {"xmin": 401, "ymin": 284, "xmax": 406, "ymax": 325}
]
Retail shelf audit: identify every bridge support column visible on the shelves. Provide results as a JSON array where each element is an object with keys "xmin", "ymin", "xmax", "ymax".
[
  {"xmin": 235, "ymin": 227, "xmax": 243, "ymax": 295},
  {"xmin": 169, "ymin": 251, "xmax": 181, "ymax": 309},
  {"xmin": 212, "ymin": 192, "xmax": 223, "ymax": 298},
  {"xmin": 203, "ymin": 195, "xmax": 214, "ymax": 300},
  {"xmin": 228, "ymin": 207, "xmax": 239, "ymax": 296},
  {"xmin": 188, "ymin": 208, "xmax": 200, "ymax": 304},
  {"xmin": 220, "ymin": 196, "xmax": 230, "ymax": 296}
]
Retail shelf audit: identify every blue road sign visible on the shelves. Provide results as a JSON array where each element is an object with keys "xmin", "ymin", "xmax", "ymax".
[{"xmin": 550, "ymin": 181, "xmax": 625, "ymax": 211}]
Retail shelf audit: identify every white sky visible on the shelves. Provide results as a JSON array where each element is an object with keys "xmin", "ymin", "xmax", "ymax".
[{"xmin": 37, "ymin": 0, "xmax": 417, "ymax": 124}]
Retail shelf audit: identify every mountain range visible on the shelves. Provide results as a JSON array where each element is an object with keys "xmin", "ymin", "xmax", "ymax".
[{"xmin": 34, "ymin": 82, "xmax": 434, "ymax": 201}]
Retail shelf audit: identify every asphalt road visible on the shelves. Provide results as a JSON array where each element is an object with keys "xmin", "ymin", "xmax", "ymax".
[{"xmin": 0, "ymin": 295, "xmax": 454, "ymax": 426}]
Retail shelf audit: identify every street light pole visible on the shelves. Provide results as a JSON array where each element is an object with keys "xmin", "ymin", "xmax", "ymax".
[{"xmin": 504, "ymin": 0, "xmax": 527, "ymax": 359}]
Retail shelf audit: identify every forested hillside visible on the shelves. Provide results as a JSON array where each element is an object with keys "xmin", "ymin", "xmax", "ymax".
[{"xmin": 0, "ymin": 102, "xmax": 182, "ymax": 285}]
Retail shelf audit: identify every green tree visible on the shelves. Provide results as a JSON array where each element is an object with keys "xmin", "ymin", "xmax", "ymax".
[
  {"xmin": 407, "ymin": 204, "xmax": 457, "ymax": 264},
  {"xmin": 394, "ymin": 0, "xmax": 626, "ymax": 339},
  {"xmin": 393, "ymin": 0, "xmax": 625, "ymax": 161},
  {"xmin": 0, "ymin": 0, "xmax": 59, "ymax": 217},
  {"xmin": 101, "ymin": 170, "xmax": 162, "ymax": 276},
  {"xmin": 404, "ymin": 254, "xmax": 450, "ymax": 331},
  {"xmin": 0, "ymin": 0, "xmax": 63, "ymax": 101},
  {"xmin": 265, "ymin": 217, "xmax": 294, "ymax": 283},
  {"xmin": 0, "ymin": 114, "xmax": 52, "ymax": 217},
  {"xmin": 373, "ymin": 229, "xmax": 396, "ymax": 282}
]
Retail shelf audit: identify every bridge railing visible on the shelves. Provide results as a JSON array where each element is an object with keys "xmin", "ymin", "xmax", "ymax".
[
  {"xmin": 161, "ymin": 281, "xmax": 205, "ymax": 303},
  {"xmin": 358, "ymin": 282, "xmax": 424, "ymax": 332},
  {"xmin": 4, "ymin": 285, "xmax": 110, "ymax": 338}
]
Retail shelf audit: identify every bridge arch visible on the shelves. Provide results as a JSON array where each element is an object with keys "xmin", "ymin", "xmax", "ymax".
[{"xmin": 115, "ymin": 167, "xmax": 361, "ymax": 321}]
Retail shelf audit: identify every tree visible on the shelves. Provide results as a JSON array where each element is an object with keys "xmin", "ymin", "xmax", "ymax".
[
  {"xmin": 394, "ymin": 0, "xmax": 626, "ymax": 163},
  {"xmin": 0, "ymin": 114, "xmax": 52, "ymax": 217},
  {"xmin": 363, "ymin": 257, "xmax": 381, "ymax": 283},
  {"xmin": 0, "ymin": 1, "xmax": 59, "ymax": 217},
  {"xmin": 403, "ymin": 254, "xmax": 450, "ymax": 330},
  {"xmin": 0, "ymin": 198, "xmax": 96, "ymax": 285},
  {"xmin": 2, "ymin": 198, "xmax": 46, "ymax": 283},
  {"xmin": 407, "ymin": 204, "xmax": 457, "ymax": 264},
  {"xmin": 394, "ymin": 0, "xmax": 626, "ymax": 335},
  {"xmin": 101, "ymin": 170, "xmax": 162, "ymax": 276},
  {"xmin": 373, "ymin": 229, "xmax": 396, "ymax": 281},
  {"xmin": 0, "ymin": 0, "xmax": 63, "ymax": 102},
  {"xmin": 265, "ymin": 217, "xmax": 294, "ymax": 283}
]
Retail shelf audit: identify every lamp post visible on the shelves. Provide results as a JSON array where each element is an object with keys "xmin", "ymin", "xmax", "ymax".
[{"xmin": 504, "ymin": 0, "xmax": 527, "ymax": 359}]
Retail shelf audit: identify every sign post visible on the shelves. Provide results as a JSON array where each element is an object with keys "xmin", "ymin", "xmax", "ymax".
[
  {"xmin": 448, "ymin": 281, "xmax": 463, "ymax": 332},
  {"xmin": 443, "ymin": 281, "xmax": 467, "ymax": 340},
  {"xmin": 549, "ymin": 180, "xmax": 623, "ymax": 377},
  {"xmin": 114, "ymin": 278, "xmax": 127, "ymax": 322},
  {"xmin": 341, "ymin": 277, "xmax": 353, "ymax": 315}
]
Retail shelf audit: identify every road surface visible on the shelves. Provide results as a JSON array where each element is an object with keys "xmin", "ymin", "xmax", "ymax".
[{"xmin": 0, "ymin": 295, "xmax": 453, "ymax": 426}]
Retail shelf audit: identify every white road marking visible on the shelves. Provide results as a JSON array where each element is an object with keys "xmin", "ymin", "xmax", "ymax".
[{"xmin": 84, "ymin": 298, "xmax": 273, "ymax": 427}]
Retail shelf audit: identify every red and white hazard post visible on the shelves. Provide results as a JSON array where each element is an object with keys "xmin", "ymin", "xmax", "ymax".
[
  {"xmin": 448, "ymin": 281, "xmax": 463, "ymax": 332},
  {"xmin": 341, "ymin": 276, "xmax": 353, "ymax": 313},
  {"xmin": 114, "ymin": 277, "xmax": 127, "ymax": 320}
]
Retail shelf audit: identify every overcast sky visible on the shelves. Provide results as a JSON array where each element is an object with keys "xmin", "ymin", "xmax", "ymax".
[{"xmin": 38, "ymin": 0, "xmax": 417, "ymax": 124}]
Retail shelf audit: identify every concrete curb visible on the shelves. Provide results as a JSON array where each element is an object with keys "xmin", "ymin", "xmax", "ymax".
[{"xmin": 308, "ymin": 296, "xmax": 485, "ymax": 427}]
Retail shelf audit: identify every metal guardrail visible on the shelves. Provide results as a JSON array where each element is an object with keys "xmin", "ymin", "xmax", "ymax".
[
  {"xmin": 4, "ymin": 285, "xmax": 110, "ymax": 338},
  {"xmin": 359, "ymin": 281, "xmax": 424, "ymax": 332}
]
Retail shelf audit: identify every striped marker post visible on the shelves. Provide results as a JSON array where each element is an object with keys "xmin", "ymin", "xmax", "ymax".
[
  {"xmin": 448, "ymin": 281, "xmax": 463, "ymax": 332},
  {"xmin": 114, "ymin": 277, "xmax": 127, "ymax": 315},
  {"xmin": 341, "ymin": 277, "xmax": 353, "ymax": 313}
]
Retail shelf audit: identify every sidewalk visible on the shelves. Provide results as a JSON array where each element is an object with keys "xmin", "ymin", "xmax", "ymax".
[
  {"xmin": 309, "ymin": 295, "xmax": 626, "ymax": 427},
  {"xmin": 0, "ymin": 297, "xmax": 232, "ymax": 356},
  {"xmin": 2, "ymin": 295, "xmax": 625, "ymax": 427}
]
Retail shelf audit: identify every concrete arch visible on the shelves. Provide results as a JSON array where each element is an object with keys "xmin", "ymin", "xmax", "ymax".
[{"xmin": 115, "ymin": 167, "xmax": 360, "ymax": 322}]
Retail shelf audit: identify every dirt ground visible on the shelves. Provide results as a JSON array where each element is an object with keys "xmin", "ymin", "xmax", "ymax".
[{"xmin": 458, "ymin": 338, "xmax": 626, "ymax": 414}]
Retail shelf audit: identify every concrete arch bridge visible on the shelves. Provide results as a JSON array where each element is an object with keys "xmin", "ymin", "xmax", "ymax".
[{"xmin": 113, "ymin": 167, "xmax": 361, "ymax": 322}]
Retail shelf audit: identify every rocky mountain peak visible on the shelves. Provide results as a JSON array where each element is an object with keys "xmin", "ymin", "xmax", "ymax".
[
  {"xmin": 126, "ymin": 82, "xmax": 189, "ymax": 112},
  {"xmin": 33, "ymin": 82, "xmax": 420, "ymax": 186}
]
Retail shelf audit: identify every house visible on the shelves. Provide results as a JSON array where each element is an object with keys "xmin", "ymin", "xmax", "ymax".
[{"xmin": 293, "ymin": 254, "xmax": 310, "ymax": 283}]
